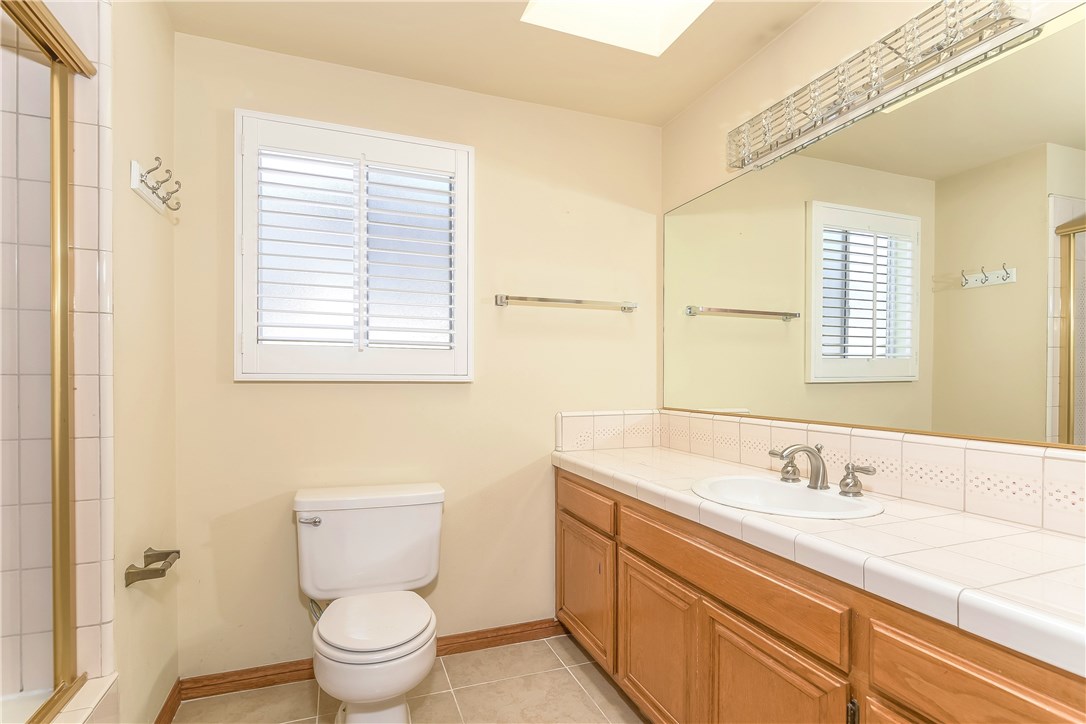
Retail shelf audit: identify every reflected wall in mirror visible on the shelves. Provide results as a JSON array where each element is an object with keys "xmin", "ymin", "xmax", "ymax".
[{"xmin": 664, "ymin": 8, "xmax": 1086, "ymax": 446}]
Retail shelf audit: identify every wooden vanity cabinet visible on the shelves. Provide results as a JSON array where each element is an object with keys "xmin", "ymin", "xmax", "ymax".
[
  {"xmin": 617, "ymin": 550, "xmax": 700, "ymax": 724},
  {"xmin": 555, "ymin": 510, "xmax": 615, "ymax": 671},
  {"xmin": 554, "ymin": 470, "xmax": 1086, "ymax": 724},
  {"xmin": 700, "ymin": 598, "xmax": 849, "ymax": 724}
]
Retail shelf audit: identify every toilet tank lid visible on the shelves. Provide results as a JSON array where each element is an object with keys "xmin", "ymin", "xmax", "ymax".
[{"xmin": 294, "ymin": 483, "xmax": 445, "ymax": 512}]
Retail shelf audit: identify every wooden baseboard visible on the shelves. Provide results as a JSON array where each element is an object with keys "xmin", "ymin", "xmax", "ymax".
[
  {"xmin": 180, "ymin": 658, "xmax": 315, "ymax": 701},
  {"xmin": 436, "ymin": 617, "xmax": 565, "ymax": 656},
  {"xmin": 155, "ymin": 678, "xmax": 182, "ymax": 724},
  {"xmin": 173, "ymin": 617, "xmax": 565, "ymax": 706}
]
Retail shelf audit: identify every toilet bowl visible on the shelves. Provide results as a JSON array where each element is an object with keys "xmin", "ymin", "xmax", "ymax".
[
  {"xmin": 311, "ymin": 591, "xmax": 437, "ymax": 723},
  {"xmin": 293, "ymin": 484, "xmax": 445, "ymax": 724}
]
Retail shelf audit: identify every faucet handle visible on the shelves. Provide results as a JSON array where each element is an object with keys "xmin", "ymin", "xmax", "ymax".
[
  {"xmin": 815, "ymin": 443, "xmax": 824, "ymax": 454},
  {"xmin": 768, "ymin": 448, "xmax": 788, "ymax": 459},
  {"xmin": 839, "ymin": 462, "xmax": 875, "ymax": 497}
]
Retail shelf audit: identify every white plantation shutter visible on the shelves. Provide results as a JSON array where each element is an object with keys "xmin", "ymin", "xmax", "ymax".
[
  {"xmin": 257, "ymin": 150, "xmax": 361, "ymax": 347},
  {"xmin": 237, "ymin": 111, "xmax": 473, "ymax": 381},
  {"xmin": 364, "ymin": 164, "xmax": 456, "ymax": 350},
  {"xmin": 807, "ymin": 202, "xmax": 919, "ymax": 383}
]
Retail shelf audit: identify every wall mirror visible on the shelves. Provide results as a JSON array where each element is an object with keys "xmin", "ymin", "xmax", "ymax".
[{"xmin": 663, "ymin": 7, "xmax": 1085, "ymax": 446}]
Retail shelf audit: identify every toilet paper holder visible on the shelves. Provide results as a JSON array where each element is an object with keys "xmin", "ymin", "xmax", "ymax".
[{"xmin": 125, "ymin": 547, "xmax": 181, "ymax": 587}]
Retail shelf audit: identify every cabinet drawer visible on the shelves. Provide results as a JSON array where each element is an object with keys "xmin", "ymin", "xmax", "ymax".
[
  {"xmin": 557, "ymin": 473, "xmax": 615, "ymax": 535},
  {"xmin": 620, "ymin": 507, "xmax": 850, "ymax": 670},
  {"xmin": 868, "ymin": 620, "xmax": 1082, "ymax": 722}
]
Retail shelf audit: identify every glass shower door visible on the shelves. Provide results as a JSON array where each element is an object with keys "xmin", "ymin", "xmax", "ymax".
[{"xmin": 2, "ymin": 28, "xmax": 56, "ymax": 722}]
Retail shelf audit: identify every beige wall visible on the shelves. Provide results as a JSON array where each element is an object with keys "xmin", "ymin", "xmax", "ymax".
[
  {"xmin": 930, "ymin": 144, "xmax": 1086, "ymax": 442},
  {"xmin": 661, "ymin": 2, "xmax": 928, "ymax": 211},
  {"xmin": 111, "ymin": 2, "xmax": 180, "ymax": 721},
  {"xmin": 664, "ymin": 154, "xmax": 935, "ymax": 429},
  {"xmin": 170, "ymin": 34, "xmax": 659, "ymax": 675},
  {"xmin": 1047, "ymin": 143, "xmax": 1086, "ymax": 199}
]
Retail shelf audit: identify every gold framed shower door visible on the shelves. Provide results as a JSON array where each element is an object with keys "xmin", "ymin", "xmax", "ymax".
[{"xmin": 0, "ymin": 1, "xmax": 95, "ymax": 721}]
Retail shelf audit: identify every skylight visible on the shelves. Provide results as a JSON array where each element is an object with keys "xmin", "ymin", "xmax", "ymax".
[{"xmin": 520, "ymin": 0, "xmax": 713, "ymax": 57}]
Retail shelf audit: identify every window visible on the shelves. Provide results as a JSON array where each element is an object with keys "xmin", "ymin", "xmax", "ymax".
[
  {"xmin": 235, "ymin": 111, "xmax": 473, "ymax": 381},
  {"xmin": 806, "ymin": 201, "xmax": 920, "ymax": 383}
]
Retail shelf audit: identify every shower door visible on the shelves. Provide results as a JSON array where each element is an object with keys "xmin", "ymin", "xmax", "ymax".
[
  {"xmin": 1058, "ymin": 220, "xmax": 1085, "ymax": 445},
  {"xmin": 1, "ymin": 2, "xmax": 95, "ymax": 722}
]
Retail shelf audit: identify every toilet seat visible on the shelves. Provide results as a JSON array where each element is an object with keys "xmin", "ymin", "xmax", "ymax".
[{"xmin": 315, "ymin": 591, "xmax": 436, "ymax": 665}]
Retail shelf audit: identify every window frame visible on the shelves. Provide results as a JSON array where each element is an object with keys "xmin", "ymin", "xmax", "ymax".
[
  {"xmin": 805, "ymin": 201, "xmax": 921, "ymax": 384},
  {"xmin": 234, "ymin": 109, "xmax": 475, "ymax": 382}
]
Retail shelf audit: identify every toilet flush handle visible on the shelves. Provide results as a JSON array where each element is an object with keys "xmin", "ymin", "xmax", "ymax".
[{"xmin": 298, "ymin": 516, "xmax": 322, "ymax": 527}]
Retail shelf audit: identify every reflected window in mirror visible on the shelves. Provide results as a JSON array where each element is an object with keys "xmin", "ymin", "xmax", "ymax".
[{"xmin": 808, "ymin": 202, "xmax": 920, "ymax": 384}]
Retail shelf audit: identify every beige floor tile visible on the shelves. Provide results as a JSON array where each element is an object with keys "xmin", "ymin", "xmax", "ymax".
[
  {"xmin": 569, "ymin": 663, "xmax": 648, "ymax": 724},
  {"xmin": 408, "ymin": 692, "xmax": 463, "ymax": 724},
  {"xmin": 442, "ymin": 640, "xmax": 563, "ymax": 689},
  {"xmin": 316, "ymin": 687, "xmax": 341, "ymax": 716},
  {"xmin": 408, "ymin": 659, "xmax": 452, "ymax": 697},
  {"xmin": 454, "ymin": 669, "xmax": 606, "ymax": 724},
  {"xmin": 173, "ymin": 681, "xmax": 319, "ymax": 724},
  {"xmin": 545, "ymin": 635, "xmax": 592, "ymax": 666}
]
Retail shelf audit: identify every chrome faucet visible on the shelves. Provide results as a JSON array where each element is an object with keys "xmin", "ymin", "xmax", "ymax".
[{"xmin": 772, "ymin": 444, "xmax": 828, "ymax": 490}]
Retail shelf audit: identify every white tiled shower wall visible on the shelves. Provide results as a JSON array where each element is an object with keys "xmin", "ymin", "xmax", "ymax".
[
  {"xmin": 555, "ymin": 410, "xmax": 1086, "ymax": 538},
  {"xmin": 1, "ymin": 0, "xmax": 114, "ymax": 694}
]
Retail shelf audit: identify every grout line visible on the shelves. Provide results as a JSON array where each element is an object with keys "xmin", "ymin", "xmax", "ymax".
[
  {"xmin": 441, "ymin": 659, "xmax": 466, "ymax": 724},
  {"xmin": 449, "ymin": 665, "xmax": 568, "ymax": 692},
  {"xmin": 564, "ymin": 662, "xmax": 612, "ymax": 724}
]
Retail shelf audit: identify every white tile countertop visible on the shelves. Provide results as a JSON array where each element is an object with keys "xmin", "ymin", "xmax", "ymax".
[{"xmin": 551, "ymin": 446, "xmax": 1086, "ymax": 677}]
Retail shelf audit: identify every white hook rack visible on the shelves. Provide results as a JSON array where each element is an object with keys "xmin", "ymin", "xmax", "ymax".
[
  {"xmin": 960, "ymin": 264, "xmax": 1016, "ymax": 289},
  {"xmin": 131, "ymin": 157, "xmax": 181, "ymax": 222}
]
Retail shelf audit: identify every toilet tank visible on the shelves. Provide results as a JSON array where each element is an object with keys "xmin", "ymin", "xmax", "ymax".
[{"xmin": 294, "ymin": 483, "xmax": 444, "ymax": 600}]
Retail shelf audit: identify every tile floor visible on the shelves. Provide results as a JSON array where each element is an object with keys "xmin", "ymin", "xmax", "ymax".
[{"xmin": 173, "ymin": 636, "xmax": 647, "ymax": 724}]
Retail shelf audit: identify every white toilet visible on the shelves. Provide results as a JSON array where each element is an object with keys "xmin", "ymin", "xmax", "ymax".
[{"xmin": 294, "ymin": 483, "xmax": 444, "ymax": 724}]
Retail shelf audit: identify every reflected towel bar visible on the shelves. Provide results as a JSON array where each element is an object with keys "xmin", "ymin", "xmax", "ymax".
[
  {"xmin": 685, "ymin": 306, "xmax": 800, "ymax": 321},
  {"xmin": 125, "ymin": 547, "xmax": 181, "ymax": 587},
  {"xmin": 496, "ymin": 294, "xmax": 637, "ymax": 313}
]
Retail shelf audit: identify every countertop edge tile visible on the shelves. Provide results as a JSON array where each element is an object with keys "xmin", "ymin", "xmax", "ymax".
[
  {"xmin": 863, "ymin": 556, "xmax": 963, "ymax": 625},
  {"xmin": 741, "ymin": 515, "xmax": 798, "ymax": 561},
  {"xmin": 794, "ymin": 533, "xmax": 868, "ymax": 589},
  {"xmin": 959, "ymin": 589, "xmax": 1086, "ymax": 678},
  {"xmin": 699, "ymin": 499, "xmax": 745, "ymax": 538}
]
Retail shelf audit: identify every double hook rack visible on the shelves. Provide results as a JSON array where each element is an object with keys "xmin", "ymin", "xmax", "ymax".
[
  {"xmin": 960, "ymin": 262, "xmax": 1015, "ymax": 289},
  {"xmin": 131, "ymin": 156, "xmax": 182, "ymax": 215}
]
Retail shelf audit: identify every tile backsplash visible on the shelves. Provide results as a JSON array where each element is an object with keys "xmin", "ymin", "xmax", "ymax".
[{"xmin": 555, "ymin": 409, "xmax": 1085, "ymax": 538}]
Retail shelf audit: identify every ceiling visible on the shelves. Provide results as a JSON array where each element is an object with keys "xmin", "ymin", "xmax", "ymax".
[
  {"xmin": 802, "ymin": 13, "xmax": 1086, "ymax": 180},
  {"xmin": 163, "ymin": 1, "xmax": 815, "ymax": 126}
]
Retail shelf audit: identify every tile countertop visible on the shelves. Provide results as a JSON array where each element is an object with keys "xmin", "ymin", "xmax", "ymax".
[{"xmin": 550, "ymin": 446, "xmax": 1086, "ymax": 678}]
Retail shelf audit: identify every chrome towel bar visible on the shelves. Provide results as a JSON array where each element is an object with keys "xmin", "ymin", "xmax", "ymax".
[
  {"xmin": 125, "ymin": 547, "xmax": 181, "ymax": 587},
  {"xmin": 685, "ymin": 306, "xmax": 800, "ymax": 322},
  {"xmin": 496, "ymin": 294, "xmax": 637, "ymax": 313}
]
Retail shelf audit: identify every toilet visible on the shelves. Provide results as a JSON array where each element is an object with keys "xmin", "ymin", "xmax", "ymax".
[{"xmin": 294, "ymin": 483, "xmax": 444, "ymax": 724}]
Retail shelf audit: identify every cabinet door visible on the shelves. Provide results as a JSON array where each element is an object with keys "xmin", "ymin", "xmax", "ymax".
[
  {"xmin": 700, "ymin": 598, "xmax": 849, "ymax": 724},
  {"xmin": 617, "ymin": 550, "xmax": 700, "ymax": 724},
  {"xmin": 556, "ymin": 511, "xmax": 615, "ymax": 670}
]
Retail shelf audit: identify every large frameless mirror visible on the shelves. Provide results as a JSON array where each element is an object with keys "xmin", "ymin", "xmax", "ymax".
[{"xmin": 663, "ymin": 7, "xmax": 1086, "ymax": 446}]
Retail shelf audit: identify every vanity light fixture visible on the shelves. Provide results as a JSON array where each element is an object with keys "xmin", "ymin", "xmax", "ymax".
[
  {"xmin": 520, "ymin": 0, "xmax": 712, "ymax": 57},
  {"xmin": 726, "ymin": 0, "xmax": 1031, "ymax": 170}
]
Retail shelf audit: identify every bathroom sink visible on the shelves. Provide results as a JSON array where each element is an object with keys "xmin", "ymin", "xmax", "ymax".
[{"xmin": 692, "ymin": 476, "xmax": 884, "ymax": 519}]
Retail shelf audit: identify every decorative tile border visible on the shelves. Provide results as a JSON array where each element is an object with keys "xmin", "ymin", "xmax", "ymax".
[{"xmin": 555, "ymin": 409, "xmax": 1085, "ymax": 537}]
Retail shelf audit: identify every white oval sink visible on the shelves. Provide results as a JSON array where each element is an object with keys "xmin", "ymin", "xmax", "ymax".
[{"xmin": 692, "ymin": 476, "xmax": 884, "ymax": 519}]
